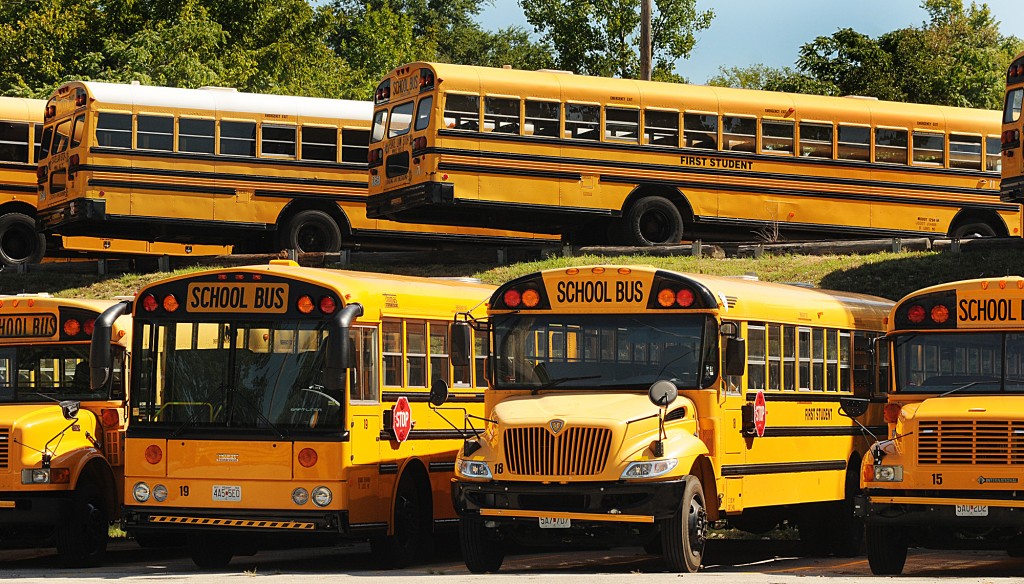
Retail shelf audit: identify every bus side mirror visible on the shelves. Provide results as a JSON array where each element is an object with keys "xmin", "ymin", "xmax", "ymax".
[
  {"xmin": 450, "ymin": 321, "xmax": 472, "ymax": 367},
  {"xmin": 326, "ymin": 303, "xmax": 364, "ymax": 393},
  {"xmin": 838, "ymin": 397, "xmax": 869, "ymax": 418},
  {"xmin": 429, "ymin": 379, "xmax": 449, "ymax": 407},
  {"xmin": 648, "ymin": 379, "xmax": 678, "ymax": 407},
  {"xmin": 59, "ymin": 400, "xmax": 80, "ymax": 420},
  {"xmin": 724, "ymin": 337, "xmax": 746, "ymax": 377},
  {"xmin": 91, "ymin": 300, "xmax": 132, "ymax": 391}
]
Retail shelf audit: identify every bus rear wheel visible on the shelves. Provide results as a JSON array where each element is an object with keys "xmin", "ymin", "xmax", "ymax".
[
  {"xmin": 459, "ymin": 517, "xmax": 504, "ymax": 573},
  {"xmin": 55, "ymin": 482, "xmax": 108, "ymax": 567},
  {"xmin": 189, "ymin": 533, "xmax": 233, "ymax": 569},
  {"xmin": 866, "ymin": 524, "xmax": 907, "ymax": 575},
  {"xmin": 659, "ymin": 475, "xmax": 706, "ymax": 573},
  {"xmin": 280, "ymin": 210, "xmax": 342, "ymax": 253},
  {"xmin": 623, "ymin": 197, "xmax": 683, "ymax": 246},
  {"xmin": 949, "ymin": 221, "xmax": 997, "ymax": 239},
  {"xmin": 0, "ymin": 212, "xmax": 46, "ymax": 267}
]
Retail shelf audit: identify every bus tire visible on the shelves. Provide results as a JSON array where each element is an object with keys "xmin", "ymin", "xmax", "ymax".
[
  {"xmin": 55, "ymin": 482, "xmax": 108, "ymax": 568},
  {"xmin": 866, "ymin": 524, "xmax": 907, "ymax": 575},
  {"xmin": 0, "ymin": 212, "xmax": 46, "ymax": 267},
  {"xmin": 189, "ymin": 533, "xmax": 233, "ymax": 569},
  {"xmin": 949, "ymin": 221, "xmax": 997, "ymax": 239},
  {"xmin": 370, "ymin": 473, "xmax": 430, "ymax": 568},
  {"xmin": 459, "ymin": 517, "xmax": 504, "ymax": 573},
  {"xmin": 623, "ymin": 197, "xmax": 683, "ymax": 246},
  {"xmin": 659, "ymin": 475, "xmax": 706, "ymax": 573},
  {"xmin": 828, "ymin": 461, "xmax": 865, "ymax": 557},
  {"xmin": 280, "ymin": 210, "xmax": 342, "ymax": 253}
]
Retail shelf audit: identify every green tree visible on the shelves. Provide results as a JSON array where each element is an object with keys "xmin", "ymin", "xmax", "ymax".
[
  {"xmin": 707, "ymin": 63, "xmax": 833, "ymax": 94},
  {"xmin": 518, "ymin": 0, "xmax": 712, "ymax": 79}
]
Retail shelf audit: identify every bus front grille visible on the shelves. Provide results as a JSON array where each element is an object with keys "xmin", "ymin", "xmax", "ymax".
[
  {"xmin": 503, "ymin": 426, "xmax": 612, "ymax": 476},
  {"xmin": 0, "ymin": 427, "xmax": 8, "ymax": 469},
  {"xmin": 917, "ymin": 420, "xmax": 1024, "ymax": 465}
]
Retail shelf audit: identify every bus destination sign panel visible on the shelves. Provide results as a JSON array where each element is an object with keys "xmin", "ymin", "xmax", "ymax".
[
  {"xmin": 186, "ymin": 283, "xmax": 289, "ymax": 314},
  {"xmin": 0, "ymin": 314, "xmax": 58, "ymax": 339},
  {"xmin": 957, "ymin": 289, "xmax": 1024, "ymax": 327},
  {"xmin": 547, "ymin": 272, "xmax": 655, "ymax": 310}
]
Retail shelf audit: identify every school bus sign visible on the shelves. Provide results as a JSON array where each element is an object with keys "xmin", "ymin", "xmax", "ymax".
[{"xmin": 956, "ymin": 288, "xmax": 1024, "ymax": 328}]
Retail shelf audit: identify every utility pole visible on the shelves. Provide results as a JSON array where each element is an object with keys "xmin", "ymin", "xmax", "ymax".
[{"xmin": 640, "ymin": 0, "xmax": 652, "ymax": 80}]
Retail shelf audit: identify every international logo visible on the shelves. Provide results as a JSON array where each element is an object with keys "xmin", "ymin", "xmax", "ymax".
[
  {"xmin": 548, "ymin": 419, "xmax": 565, "ymax": 434},
  {"xmin": 217, "ymin": 454, "xmax": 240, "ymax": 463},
  {"xmin": 978, "ymin": 476, "xmax": 1018, "ymax": 485}
]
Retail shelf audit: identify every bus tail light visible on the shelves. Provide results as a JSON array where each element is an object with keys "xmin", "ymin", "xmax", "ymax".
[
  {"xmin": 503, "ymin": 289, "xmax": 521, "ymax": 308},
  {"xmin": 883, "ymin": 403, "xmax": 902, "ymax": 424},
  {"xmin": 75, "ymin": 91, "xmax": 87, "ymax": 107},
  {"xmin": 906, "ymin": 305, "xmax": 926, "ymax": 324},
  {"xmin": 318, "ymin": 296, "xmax": 337, "ymax": 314},
  {"xmin": 142, "ymin": 294, "xmax": 159, "ymax": 312},
  {"xmin": 100, "ymin": 408, "xmax": 120, "ymax": 428},
  {"xmin": 374, "ymin": 80, "xmax": 391, "ymax": 104},
  {"xmin": 68, "ymin": 154, "xmax": 80, "ymax": 173},
  {"xmin": 36, "ymin": 166, "xmax": 48, "ymax": 181},
  {"xmin": 368, "ymin": 148, "xmax": 383, "ymax": 167},
  {"xmin": 144, "ymin": 445, "xmax": 163, "ymax": 465},
  {"xmin": 162, "ymin": 294, "xmax": 179, "ymax": 312},
  {"xmin": 297, "ymin": 295, "xmax": 314, "ymax": 314},
  {"xmin": 418, "ymin": 68, "xmax": 435, "ymax": 91},
  {"xmin": 412, "ymin": 136, "xmax": 427, "ymax": 153},
  {"xmin": 298, "ymin": 448, "xmax": 318, "ymax": 468},
  {"xmin": 63, "ymin": 319, "xmax": 81, "ymax": 337}
]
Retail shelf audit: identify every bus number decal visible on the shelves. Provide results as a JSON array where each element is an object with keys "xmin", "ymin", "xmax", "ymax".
[
  {"xmin": 555, "ymin": 280, "xmax": 644, "ymax": 304},
  {"xmin": 186, "ymin": 283, "xmax": 289, "ymax": 314},
  {"xmin": 180, "ymin": 485, "xmax": 189, "ymax": 497},
  {"xmin": 0, "ymin": 314, "xmax": 58, "ymax": 339}
]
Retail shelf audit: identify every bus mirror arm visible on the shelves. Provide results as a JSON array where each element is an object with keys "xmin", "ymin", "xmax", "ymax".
[
  {"xmin": 426, "ymin": 379, "xmax": 491, "ymax": 456},
  {"xmin": 837, "ymin": 397, "xmax": 879, "ymax": 454},
  {"xmin": 326, "ymin": 303, "xmax": 364, "ymax": 393},
  {"xmin": 90, "ymin": 300, "xmax": 132, "ymax": 392}
]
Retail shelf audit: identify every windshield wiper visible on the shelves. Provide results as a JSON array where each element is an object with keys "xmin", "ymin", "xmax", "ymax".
[
  {"xmin": 171, "ymin": 407, "xmax": 208, "ymax": 437},
  {"xmin": 531, "ymin": 375, "xmax": 602, "ymax": 395},
  {"xmin": 226, "ymin": 395, "xmax": 286, "ymax": 439},
  {"xmin": 937, "ymin": 380, "xmax": 996, "ymax": 397}
]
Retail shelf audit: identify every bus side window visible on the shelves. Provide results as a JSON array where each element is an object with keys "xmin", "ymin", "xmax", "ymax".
[
  {"xmin": 565, "ymin": 103, "xmax": 599, "ymax": 140},
  {"xmin": 302, "ymin": 126, "xmax": 339, "ymax": 162},
  {"xmin": 644, "ymin": 110, "xmax": 678, "ymax": 146},
  {"xmin": 443, "ymin": 94, "xmax": 479, "ymax": 131},
  {"xmin": 949, "ymin": 134, "xmax": 982, "ymax": 170},
  {"xmin": 349, "ymin": 327, "xmax": 379, "ymax": 403},
  {"xmin": 684, "ymin": 113, "xmax": 717, "ymax": 150},
  {"xmin": 179, "ymin": 118, "xmax": 216, "ymax": 154},
  {"xmin": 342, "ymin": 128, "xmax": 369, "ymax": 164},
  {"xmin": 761, "ymin": 119, "xmax": 794, "ymax": 155},
  {"xmin": 220, "ymin": 120, "xmax": 257, "ymax": 157},
  {"xmin": 96, "ymin": 112, "xmax": 130, "ymax": 149},
  {"xmin": 524, "ymin": 100, "xmax": 559, "ymax": 137},
  {"xmin": 874, "ymin": 128, "xmax": 908, "ymax": 165},
  {"xmin": 747, "ymin": 323, "xmax": 766, "ymax": 390},
  {"xmin": 261, "ymin": 124, "xmax": 296, "ymax": 158},
  {"xmin": 722, "ymin": 116, "xmax": 756, "ymax": 152},
  {"xmin": 605, "ymin": 107, "xmax": 639, "ymax": 143},
  {"xmin": 799, "ymin": 122, "xmax": 833, "ymax": 158},
  {"xmin": 382, "ymin": 321, "xmax": 403, "ymax": 387},
  {"xmin": 0, "ymin": 121, "xmax": 29, "ymax": 163},
  {"xmin": 414, "ymin": 96, "xmax": 433, "ymax": 131},
  {"xmin": 137, "ymin": 115, "xmax": 174, "ymax": 152},
  {"xmin": 33, "ymin": 124, "xmax": 43, "ymax": 163},
  {"xmin": 484, "ymin": 97, "xmax": 520, "ymax": 134},
  {"xmin": 912, "ymin": 132, "xmax": 944, "ymax": 166},
  {"xmin": 985, "ymin": 136, "xmax": 1002, "ymax": 172},
  {"xmin": 71, "ymin": 114, "xmax": 85, "ymax": 148},
  {"xmin": 473, "ymin": 331, "xmax": 489, "ymax": 388},
  {"xmin": 429, "ymin": 322, "xmax": 450, "ymax": 387},
  {"xmin": 837, "ymin": 125, "xmax": 870, "ymax": 161}
]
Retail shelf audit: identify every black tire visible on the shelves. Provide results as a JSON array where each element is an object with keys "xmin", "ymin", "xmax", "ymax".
[
  {"xmin": 0, "ymin": 212, "xmax": 46, "ymax": 267},
  {"xmin": 279, "ymin": 210, "xmax": 342, "ymax": 253},
  {"xmin": 622, "ymin": 196, "xmax": 683, "ymax": 246},
  {"xmin": 370, "ymin": 473, "xmax": 430, "ymax": 568},
  {"xmin": 796, "ymin": 504, "xmax": 831, "ymax": 557},
  {"xmin": 950, "ymin": 221, "xmax": 997, "ymax": 239},
  {"xmin": 189, "ymin": 533, "xmax": 233, "ymax": 569},
  {"xmin": 55, "ymin": 482, "xmax": 108, "ymax": 568},
  {"xmin": 459, "ymin": 517, "xmax": 504, "ymax": 573},
  {"xmin": 865, "ymin": 524, "xmax": 908, "ymax": 575},
  {"xmin": 828, "ymin": 463, "xmax": 865, "ymax": 557},
  {"xmin": 659, "ymin": 475, "xmax": 706, "ymax": 573}
]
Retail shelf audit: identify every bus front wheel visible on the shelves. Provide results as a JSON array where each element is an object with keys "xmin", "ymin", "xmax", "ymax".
[
  {"xmin": 370, "ymin": 473, "xmax": 430, "ymax": 568},
  {"xmin": 659, "ymin": 475, "xmax": 706, "ymax": 573},
  {"xmin": 459, "ymin": 517, "xmax": 505, "ymax": 573},
  {"xmin": 0, "ymin": 212, "xmax": 46, "ymax": 267},
  {"xmin": 55, "ymin": 482, "xmax": 108, "ymax": 567},
  {"xmin": 280, "ymin": 210, "xmax": 342, "ymax": 253},
  {"xmin": 623, "ymin": 197, "xmax": 684, "ymax": 246},
  {"xmin": 865, "ymin": 524, "xmax": 908, "ymax": 575}
]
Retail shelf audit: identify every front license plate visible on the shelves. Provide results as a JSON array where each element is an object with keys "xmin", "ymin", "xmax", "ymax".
[
  {"xmin": 955, "ymin": 504, "xmax": 988, "ymax": 517},
  {"xmin": 212, "ymin": 485, "xmax": 241, "ymax": 502},
  {"xmin": 538, "ymin": 517, "xmax": 571, "ymax": 529}
]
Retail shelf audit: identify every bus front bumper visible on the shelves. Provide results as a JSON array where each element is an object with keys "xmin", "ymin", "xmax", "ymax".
[
  {"xmin": 123, "ymin": 506, "xmax": 348, "ymax": 535},
  {"xmin": 452, "ymin": 477, "xmax": 687, "ymax": 525},
  {"xmin": 0, "ymin": 492, "xmax": 74, "ymax": 527},
  {"xmin": 36, "ymin": 199, "xmax": 106, "ymax": 234},
  {"xmin": 856, "ymin": 493, "xmax": 1024, "ymax": 527},
  {"xmin": 366, "ymin": 182, "xmax": 454, "ymax": 220}
]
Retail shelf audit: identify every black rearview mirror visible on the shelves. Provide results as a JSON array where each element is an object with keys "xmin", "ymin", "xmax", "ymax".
[
  {"xmin": 725, "ymin": 337, "xmax": 746, "ymax": 377},
  {"xmin": 838, "ymin": 397, "xmax": 869, "ymax": 418},
  {"xmin": 429, "ymin": 379, "xmax": 450, "ymax": 407},
  {"xmin": 648, "ymin": 379, "xmax": 678, "ymax": 408},
  {"xmin": 59, "ymin": 400, "xmax": 80, "ymax": 420},
  {"xmin": 450, "ymin": 321, "xmax": 472, "ymax": 367}
]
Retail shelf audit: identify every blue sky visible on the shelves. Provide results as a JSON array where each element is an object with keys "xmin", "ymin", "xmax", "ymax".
[{"xmin": 475, "ymin": 0, "xmax": 1024, "ymax": 84}]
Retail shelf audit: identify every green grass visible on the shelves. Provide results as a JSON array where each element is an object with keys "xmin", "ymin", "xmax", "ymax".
[{"xmin": 5, "ymin": 246, "xmax": 1024, "ymax": 301}]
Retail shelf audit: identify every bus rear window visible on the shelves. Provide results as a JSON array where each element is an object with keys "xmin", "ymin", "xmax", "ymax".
[
  {"xmin": 525, "ymin": 100, "xmax": 559, "ymax": 137},
  {"xmin": 949, "ymin": 134, "xmax": 981, "ymax": 170},
  {"xmin": 414, "ymin": 96, "xmax": 433, "ymax": 131},
  {"xmin": 38, "ymin": 125, "xmax": 52, "ymax": 159},
  {"xmin": 371, "ymin": 110, "xmax": 387, "ymax": 143},
  {"xmin": 53, "ymin": 119, "xmax": 72, "ymax": 153},
  {"xmin": 1005, "ymin": 88, "xmax": 1022, "ymax": 123},
  {"xmin": 96, "ymin": 112, "xmax": 131, "ymax": 149},
  {"xmin": 444, "ymin": 94, "xmax": 479, "ymax": 131},
  {"xmin": 388, "ymin": 101, "xmax": 414, "ymax": 138},
  {"xmin": 565, "ymin": 103, "xmax": 599, "ymax": 140},
  {"xmin": 0, "ymin": 121, "xmax": 29, "ymax": 163}
]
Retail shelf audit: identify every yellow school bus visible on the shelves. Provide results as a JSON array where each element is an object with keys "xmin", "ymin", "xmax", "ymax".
[
  {"xmin": 1002, "ymin": 52, "xmax": 1024, "ymax": 204},
  {"xmin": 847, "ymin": 277, "xmax": 1024, "ymax": 574},
  {"xmin": 0, "ymin": 295, "xmax": 131, "ymax": 566},
  {"xmin": 36, "ymin": 81, "xmax": 547, "ymax": 255},
  {"xmin": 91, "ymin": 261, "xmax": 494, "ymax": 568},
  {"xmin": 367, "ymin": 62, "xmax": 1012, "ymax": 245},
  {"xmin": 434, "ymin": 266, "xmax": 892, "ymax": 572}
]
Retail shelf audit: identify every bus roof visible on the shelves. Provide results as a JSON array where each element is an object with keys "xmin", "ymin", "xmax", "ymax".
[
  {"xmin": 55, "ymin": 81, "xmax": 372, "ymax": 122},
  {"xmin": 0, "ymin": 96, "xmax": 44, "ymax": 123}
]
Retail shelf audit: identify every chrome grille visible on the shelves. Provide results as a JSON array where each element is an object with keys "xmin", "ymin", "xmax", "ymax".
[
  {"xmin": 503, "ymin": 426, "xmax": 612, "ymax": 476},
  {"xmin": 918, "ymin": 420, "xmax": 1024, "ymax": 465},
  {"xmin": 0, "ymin": 427, "xmax": 9, "ymax": 469}
]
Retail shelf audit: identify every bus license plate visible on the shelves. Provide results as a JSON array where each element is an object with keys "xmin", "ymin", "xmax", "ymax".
[
  {"xmin": 212, "ymin": 485, "xmax": 241, "ymax": 502},
  {"xmin": 955, "ymin": 505, "xmax": 988, "ymax": 517},
  {"xmin": 538, "ymin": 517, "xmax": 571, "ymax": 529}
]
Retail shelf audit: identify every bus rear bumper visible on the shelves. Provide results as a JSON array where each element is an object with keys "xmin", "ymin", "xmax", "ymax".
[
  {"xmin": 36, "ymin": 199, "xmax": 106, "ymax": 234},
  {"xmin": 1002, "ymin": 175, "xmax": 1024, "ymax": 204},
  {"xmin": 857, "ymin": 493, "xmax": 1024, "ymax": 527},
  {"xmin": 122, "ymin": 506, "xmax": 348, "ymax": 535},
  {"xmin": 366, "ymin": 182, "xmax": 454, "ymax": 220}
]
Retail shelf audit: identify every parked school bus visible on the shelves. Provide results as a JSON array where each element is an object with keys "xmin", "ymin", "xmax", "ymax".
[
  {"xmin": 367, "ymin": 62, "xmax": 1012, "ymax": 245},
  {"xmin": 842, "ymin": 277, "xmax": 1024, "ymax": 575},
  {"xmin": 36, "ymin": 81, "xmax": 548, "ymax": 256},
  {"xmin": 1002, "ymin": 52, "xmax": 1024, "ymax": 203},
  {"xmin": 0, "ymin": 295, "xmax": 130, "ymax": 566},
  {"xmin": 433, "ymin": 266, "xmax": 892, "ymax": 572},
  {"xmin": 91, "ymin": 261, "xmax": 494, "ymax": 568}
]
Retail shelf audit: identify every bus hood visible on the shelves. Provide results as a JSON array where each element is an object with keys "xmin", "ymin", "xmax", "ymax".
[
  {"xmin": 904, "ymin": 395, "xmax": 1024, "ymax": 421},
  {"xmin": 491, "ymin": 391, "xmax": 660, "ymax": 426}
]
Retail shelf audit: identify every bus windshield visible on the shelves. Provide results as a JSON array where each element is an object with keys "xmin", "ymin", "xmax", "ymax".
[
  {"xmin": 894, "ymin": 332, "xmax": 1024, "ymax": 394},
  {"xmin": 491, "ymin": 314, "xmax": 717, "ymax": 390},
  {"xmin": 132, "ymin": 320, "xmax": 343, "ymax": 433},
  {"xmin": 0, "ymin": 344, "xmax": 121, "ymax": 403}
]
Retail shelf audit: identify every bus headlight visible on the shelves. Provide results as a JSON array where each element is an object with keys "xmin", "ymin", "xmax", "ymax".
[
  {"xmin": 292, "ymin": 488, "xmax": 309, "ymax": 505},
  {"xmin": 873, "ymin": 465, "xmax": 903, "ymax": 482},
  {"xmin": 152, "ymin": 484, "xmax": 168, "ymax": 502},
  {"xmin": 457, "ymin": 460, "xmax": 492, "ymax": 479},
  {"xmin": 621, "ymin": 458, "xmax": 678, "ymax": 479},
  {"xmin": 21, "ymin": 469, "xmax": 50, "ymax": 484},
  {"xmin": 133, "ymin": 482, "xmax": 151, "ymax": 502},
  {"xmin": 311, "ymin": 486, "xmax": 332, "ymax": 507}
]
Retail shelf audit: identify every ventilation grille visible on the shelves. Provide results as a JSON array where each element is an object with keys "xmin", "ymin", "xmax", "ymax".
[
  {"xmin": 503, "ymin": 426, "xmax": 612, "ymax": 476},
  {"xmin": 918, "ymin": 420, "xmax": 1024, "ymax": 465}
]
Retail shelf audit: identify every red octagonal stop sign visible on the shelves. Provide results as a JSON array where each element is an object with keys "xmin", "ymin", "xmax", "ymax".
[
  {"xmin": 392, "ymin": 396, "xmax": 412, "ymax": 443},
  {"xmin": 753, "ymin": 390, "xmax": 767, "ymax": 438}
]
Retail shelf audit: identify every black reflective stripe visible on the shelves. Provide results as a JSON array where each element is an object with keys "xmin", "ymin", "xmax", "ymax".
[
  {"xmin": 379, "ymin": 429, "xmax": 467, "ymax": 441},
  {"xmin": 381, "ymin": 391, "xmax": 484, "ymax": 403},
  {"xmin": 0, "ymin": 182, "xmax": 36, "ymax": 193},
  {"xmin": 429, "ymin": 461, "xmax": 456, "ymax": 473},
  {"xmin": 720, "ymin": 460, "xmax": 848, "ymax": 477},
  {"xmin": 758, "ymin": 425, "xmax": 887, "ymax": 438},
  {"xmin": 378, "ymin": 463, "xmax": 400, "ymax": 475},
  {"xmin": 744, "ymin": 392, "xmax": 859, "ymax": 403}
]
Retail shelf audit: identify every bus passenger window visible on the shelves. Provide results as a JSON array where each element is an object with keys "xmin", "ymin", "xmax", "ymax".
[
  {"xmin": 799, "ymin": 122, "xmax": 833, "ymax": 158},
  {"xmin": 137, "ymin": 115, "xmax": 173, "ymax": 151},
  {"xmin": 70, "ymin": 114, "xmax": 85, "ymax": 148},
  {"xmin": 874, "ymin": 128, "xmax": 908, "ymax": 164},
  {"xmin": 839, "ymin": 331, "xmax": 851, "ymax": 392},
  {"xmin": 443, "ymin": 94, "xmax": 479, "ymax": 131},
  {"xmin": 747, "ymin": 324, "xmax": 766, "ymax": 390},
  {"xmin": 33, "ymin": 124, "xmax": 43, "ymax": 163},
  {"xmin": 0, "ymin": 121, "xmax": 29, "ymax": 163},
  {"xmin": 605, "ymin": 107, "xmax": 639, "ymax": 143},
  {"xmin": 429, "ymin": 323, "xmax": 450, "ymax": 386},
  {"xmin": 524, "ymin": 100, "xmax": 560, "ymax": 137},
  {"xmin": 912, "ymin": 132, "xmax": 944, "ymax": 166},
  {"xmin": 484, "ymin": 97, "xmax": 520, "ymax": 134},
  {"xmin": 783, "ymin": 325, "xmax": 795, "ymax": 389},
  {"xmin": 414, "ymin": 96, "xmax": 433, "ymax": 131},
  {"xmin": 644, "ymin": 110, "xmax": 678, "ymax": 146},
  {"xmin": 761, "ymin": 120, "xmax": 794, "ymax": 154},
  {"xmin": 722, "ymin": 116, "xmax": 756, "ymax": 152},
  {"xmin": 812, "ymin": 328, "xmax": 824, "ymax": 391},
  {"xmin": 826, "ymin": 329, "xmax": 839, "ymax": 391},
  {"xmin": 388, "ymin": 101, "xmax": 414, "ymax": 138},
  {"xmin": 985, "ymin": 136, "xmax": 1002, "ymax": 172},
  {"xmin": 96, "ymin": 112, "xmax": 131, "ymax": 149},
  {"xmin": 767, "ymin": 324, "xmax": 781, "ymax": 389},
  {"xmin": 565, "ymin": 103, "xmax": 599, "ymax": 140},
  {"xmin": 837, "ymin": 125, "xmax": 869, "ymax": 161},
  {"xmin": 342, "ymin": 129, "xmax": 369, "ymax": 164},
  {"xmin": 220, "ymin": 120, "xmax": 256, "ymax": 157},
  {"xmin": 349, "ymin": 327, "xmax": 379, "ymax": 403},
  {"xmin": 474, "ymin": 332, "xmax": 489, "ymax": 388},
  {"xmin": 948, "ymin": 134, "xmax": 982, "ymax": 170},
  {"xmin": 301, "ymin": 126, "xmax": 338, "ymax": 162},
  {"xmin": 261, "ymin": 125, "xmax": 296, "ymax": 158},
  {"xmin": 684, "ymin": 113, "xmax": 718, "ymax": 149},
  {"xmin": 798, "ymin": 328, "xmax": 811, "ymax": 390},
  {"xmin": 179, "ymin": 118, "xmax": 215, "ymax": 154},
  {"xmin": 383, "ymin": 321, "xmax": 403, "ymax": 387},
  {"xmin": 407, "ymin": 322, "xmax": 427, "ymax": 388}
]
